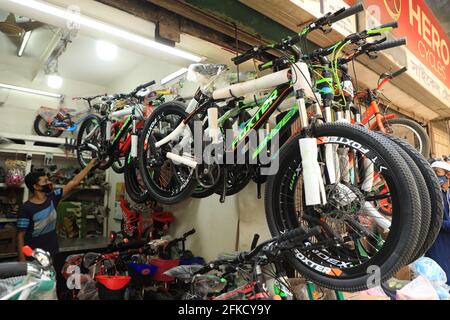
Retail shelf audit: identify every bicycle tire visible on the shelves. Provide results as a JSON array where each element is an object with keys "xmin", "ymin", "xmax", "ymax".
[
  {"xmin": 384, "ymin": 118, "xmax": 431, "ymax": 158},
  {"xmin": 374, "ymin": 132, "xmax": 430, "ymax": 264},
  {"xmin": 383, "ymin": 134, "xmax": 443, "ymax": 260},
  {"xmin": 138, "ymin": 101, "xmax": 197, "ymax": 205},
  {"xmin": 265, "ymin": 122, "xmax": 421, "ymax": 291},
  {"xmin": 76, "ymin": 115, "xmax": 111, "ymax": 170},
  {"xmin": 34, "ymin": 115, "xmax": 63, "ymax": 137},
  {"xmin": 124, "ymin": 155, "xmax": 150, "ymax": 203}
]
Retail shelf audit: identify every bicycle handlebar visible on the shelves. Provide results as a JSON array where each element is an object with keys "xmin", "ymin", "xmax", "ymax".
[
  {"xmin": 232, "ymin": 3, "xmax": 364, "ymax": 66},
  {"xmin": 390, "ymin": 66, "xmax": 408, "ymax": 78},
  {"xmin": 366, "ymin": 37, "xmax": 407, "ymax": 52},
  {"xmin": 0, "ymin": 262, "xmax": 28, "ymax": 279},
  {"xmin": 328, "ymin": 3, "xmax": 364, "ymax": 24}
]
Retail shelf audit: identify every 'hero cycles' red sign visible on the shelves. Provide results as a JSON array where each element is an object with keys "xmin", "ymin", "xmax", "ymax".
[{"xmin": 346, "ymin": 0, "xmax": 450, "ymax": 89}]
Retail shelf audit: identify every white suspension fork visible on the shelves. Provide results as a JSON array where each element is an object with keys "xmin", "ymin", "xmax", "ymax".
[{"xmin": 293, "ymin": 63, "xmax": 326, "ymax": 206}]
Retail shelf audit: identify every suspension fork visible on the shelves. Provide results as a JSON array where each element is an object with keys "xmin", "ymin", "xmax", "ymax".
[{"xmin": 294, "ymin": 63, "xmax": 327, "ymax": 206}]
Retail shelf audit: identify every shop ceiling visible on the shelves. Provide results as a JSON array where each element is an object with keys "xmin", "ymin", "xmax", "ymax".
[{"xmin": 1, "ymin": 0, "xmax": 449, "ymax": 120}]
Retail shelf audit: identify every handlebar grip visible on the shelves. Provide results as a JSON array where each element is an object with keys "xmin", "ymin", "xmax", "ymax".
[
  {"xmin": 139, "ymin": 80, "xmax": 156, "ymax": 90},
  {"xmin": 251, "ymin": 234, "xmax": 260, "ymax": 250},
  {"xmin": 390, "ymin": 66, "xmax": 408, "ymax": 78},
  {"xmin": 367, "ymin": 37, "xmax": 406, "ymax": 52},
  {"xmin": 278, "ymin": 227, "xmax": 307, "ymax": 242},
  {"xmin": 328, "ymin": 3, "xmax": 364, "ymax": 24},
  {"xmin": 0, "ymin": 262, "xmax": 28, "ymax": 279},
  {"xmin": 232, "ymin": 49, "xmax": 257, "ymax": 65},
  {"xmin": 183, "ymin": 228, "xmax": 196, "ymax": 238},
  {"xmin": 376, "ymin": 20, "xmax": 398, "ymax": 30}
]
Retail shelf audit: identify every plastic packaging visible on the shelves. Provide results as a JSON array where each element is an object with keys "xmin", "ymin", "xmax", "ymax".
[
  {"xmin": 396, "ymin": 276, "xmax": 439, "ymax": 300},
  {"xmin": 5, "ymin": 160, "xmax": 26, "ymax": 187},
  {"xmin": 411, "ymin": 257, "xmax": 447, "ymax": 286}
]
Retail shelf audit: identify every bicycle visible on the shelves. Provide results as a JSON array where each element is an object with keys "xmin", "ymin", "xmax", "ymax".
[
  {"xmin": 0, "ymin": 246, "xmax": 56, "ymax": 300},
  {"xmin": 166, "ymin": 227, "xmax": 320, "ymax": 300},
  {"xmin": 76, "ymin": 80, "xmax": 158, "ymax": 203},
  {"xmin": 34, "ymin": 95, "xmax": 105, "ymax": 137},
  {"xmin": 351, "ymin": 67, "xmax": 431, "ymax": 157}
]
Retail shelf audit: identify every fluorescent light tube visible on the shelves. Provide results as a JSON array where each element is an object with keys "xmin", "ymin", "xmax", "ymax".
[
  {"xmin": 17, "ymin": 30, "xmax": 32, "ymax": 57},
  {"xmin": 160, "ymin": 68, "xmax": 188, "ymax": 85},
  {"xmin": 7, "ymin": 0, "xmax": 203, "ymax": 62},
  {"xmin": 0, "ymin": 83, "xmax": 62, "ymax": 98}
]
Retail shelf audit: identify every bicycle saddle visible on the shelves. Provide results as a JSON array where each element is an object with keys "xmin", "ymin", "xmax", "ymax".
[{"xmin": 163, "ymin": 264, "xmax": 204, "ymax": 281}]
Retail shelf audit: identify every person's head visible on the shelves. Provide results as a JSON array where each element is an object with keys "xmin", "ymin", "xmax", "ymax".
[
  {"xmin": 24, "ymin": 171, "xmax": 53, "ymax": 194},
  {"xmin": 431, "ymin": 161, "xmax": 450, "ymax": 191}
]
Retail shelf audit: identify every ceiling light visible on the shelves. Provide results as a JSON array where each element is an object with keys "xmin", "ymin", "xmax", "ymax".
[
  {"xmin": 0, "ymin": 83, "xmax": 62, "ymax": 98},
  {"xmin": 7, "ymin": 0, "xmax": 203, "ymax": 62},
  {"xmin": 47, "ymin": 74, "xmax": 63, "ymax": 89},
  {"xmin": 96, "ymin": 40, "xmax": 118, "ymax": 61},
  {"xmin": 17, "ymin": 30, "xmax": 32, "ymax": 57},
  {"xmin": 161, "ymin": 68, "xmax": 189, "ymax": 85}
]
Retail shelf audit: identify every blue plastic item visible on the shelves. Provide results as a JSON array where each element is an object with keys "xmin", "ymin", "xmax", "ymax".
[
  {"xmin": 411, "ymin": 257, "xmax": 447, "ymax": 286},
  {"xmin": 180, "ymin": 257, "xmax": 205, "ymax": 266},
  {"xmin": 127, "ymin": 262, "xmax": 157, "ymax": 277}
]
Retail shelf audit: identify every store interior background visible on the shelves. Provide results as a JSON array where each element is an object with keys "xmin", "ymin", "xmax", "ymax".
[
  {"xmin": 1, "ymin": 0, "xmax": 450, "ymax": 261},
  {"xmin": 0, "ymin": 1, "xmax": 271, "ymax": 261}
]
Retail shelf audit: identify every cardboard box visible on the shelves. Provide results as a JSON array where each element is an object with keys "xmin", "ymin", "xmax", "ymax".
[
  {"xmin": 343, "ymin": 292, "xmax": 390, "ymax": 300},
  {"xmin": 395, "ymin": 266, "xmax": 412, "ymax": 281},
  {"xmin": 0, "ymin": 228, "xmax": 17, "ymax": 254}
]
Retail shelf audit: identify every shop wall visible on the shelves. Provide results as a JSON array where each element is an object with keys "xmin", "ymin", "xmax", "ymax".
[
  {"xmin": 0, "ymin": 71, "xmax": 106, "ymax": 136},
  {"xmin": 431, "ymin": 121, "xmax": 450, "ymax": 158}
]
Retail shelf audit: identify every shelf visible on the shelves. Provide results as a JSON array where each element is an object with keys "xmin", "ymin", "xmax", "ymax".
[
  {"xmin": 0, "ymin": 252, "xmax": 17, "ymax": 260},
  {"xmin": 0, "ymin": 218, "xmax": 17, "ymax": 222},
  {"xmin": 0, "ymin": 183, "xmax": 25, "ymax": 188},
  {"xmin": 55, "ymin": 184, "xmax": 105, "ymax": 190}
]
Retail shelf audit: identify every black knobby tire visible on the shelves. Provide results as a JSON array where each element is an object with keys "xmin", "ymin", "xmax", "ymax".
[
  {"xmin": 76, "ymin": 115, "xmax": 111, "ymax": 170},
  {"xmin": 383, "ymin": 134, "xmax": 443, "ymax": 260},
  {"xmin": 124, "ymin": 155, "xmax": 150, "ymax": 203},
  {"xmin": 34, "ymin": 115, "xmax": 63, "ymax": 137},
  {"xmin": 112, "ymin": 160, "xmax": 126, "ymax": 174},
  {"xmin": 384, "ymin": 118, "xmax": 431, "ymax": 158},
  {"xmin": 138, "ymin": 101, "xmax": 197, "ymax": 205},
  {"xmin": 265, "ymin": 122, "xmax": 421, "ymax": 291},
  {"xmin": 374, "ymin": 132, "xmax": 430, "ymax": 264}
]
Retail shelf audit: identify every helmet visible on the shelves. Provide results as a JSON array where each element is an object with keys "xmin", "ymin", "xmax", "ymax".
[{"xmin": 5, "ymin": 167, "xmax": 25, "ymax": 187}]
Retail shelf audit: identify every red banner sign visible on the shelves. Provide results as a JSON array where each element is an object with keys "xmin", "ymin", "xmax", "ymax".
[{"xmin": 362, "ymin": 0, "xmax": 450, "ymax": 89}]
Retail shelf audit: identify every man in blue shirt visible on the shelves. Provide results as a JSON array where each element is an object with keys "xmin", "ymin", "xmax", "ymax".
[
  {"xmin": 426, "ymin": 161, "xmax": 450, "ymax": 284},
  {"xmin": 17, "ymin": 159, "xmax": 97, "ymax": 261}
]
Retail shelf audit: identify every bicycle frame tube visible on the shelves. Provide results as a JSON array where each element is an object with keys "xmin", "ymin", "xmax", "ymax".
[
  {"xmin": 109, "ymin": 115, "xmax": 133, "ymax": 153},
  {"xmin": 231, "ymin": 84, "xmax": 292, "ymax": 151}
]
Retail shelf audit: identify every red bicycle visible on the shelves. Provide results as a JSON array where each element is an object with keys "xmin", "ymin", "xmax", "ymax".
[{"xmin": 354, "ymin": 66, "xmax": 431, "ymax": 157}]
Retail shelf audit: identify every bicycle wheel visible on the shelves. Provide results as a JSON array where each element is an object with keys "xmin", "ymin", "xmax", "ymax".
[
  {"xmin": 384, "ymin": 118, "xmax": 431, "ymax": 158},
  {"xmin": 138, "ymin": 102, "xmax": 197, "ymax": 205},
  {"xmin": 124, "ymin": 154, "xmax": 150, "ymax": 203},
  {"xmin": 265, "ymin": 122, "xmax": 421, "ymax": 291},
  {"xmin": 215, "ymin": 164, "xmax": 253, "ymax": 197},
  {"xmin": 110, "ymin": 122, "xmax": 126, "ymax": 174},
  {"xmin": 383, "ymin": 134, "xmax": 443, "ymax": 261},
  {"xmin": 373, "ymin": 132, "xmax": 430, "ymax": 264},
  {"xmin": 34, "ymin": 115, "xmax": 63, "ymax": 137}
]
